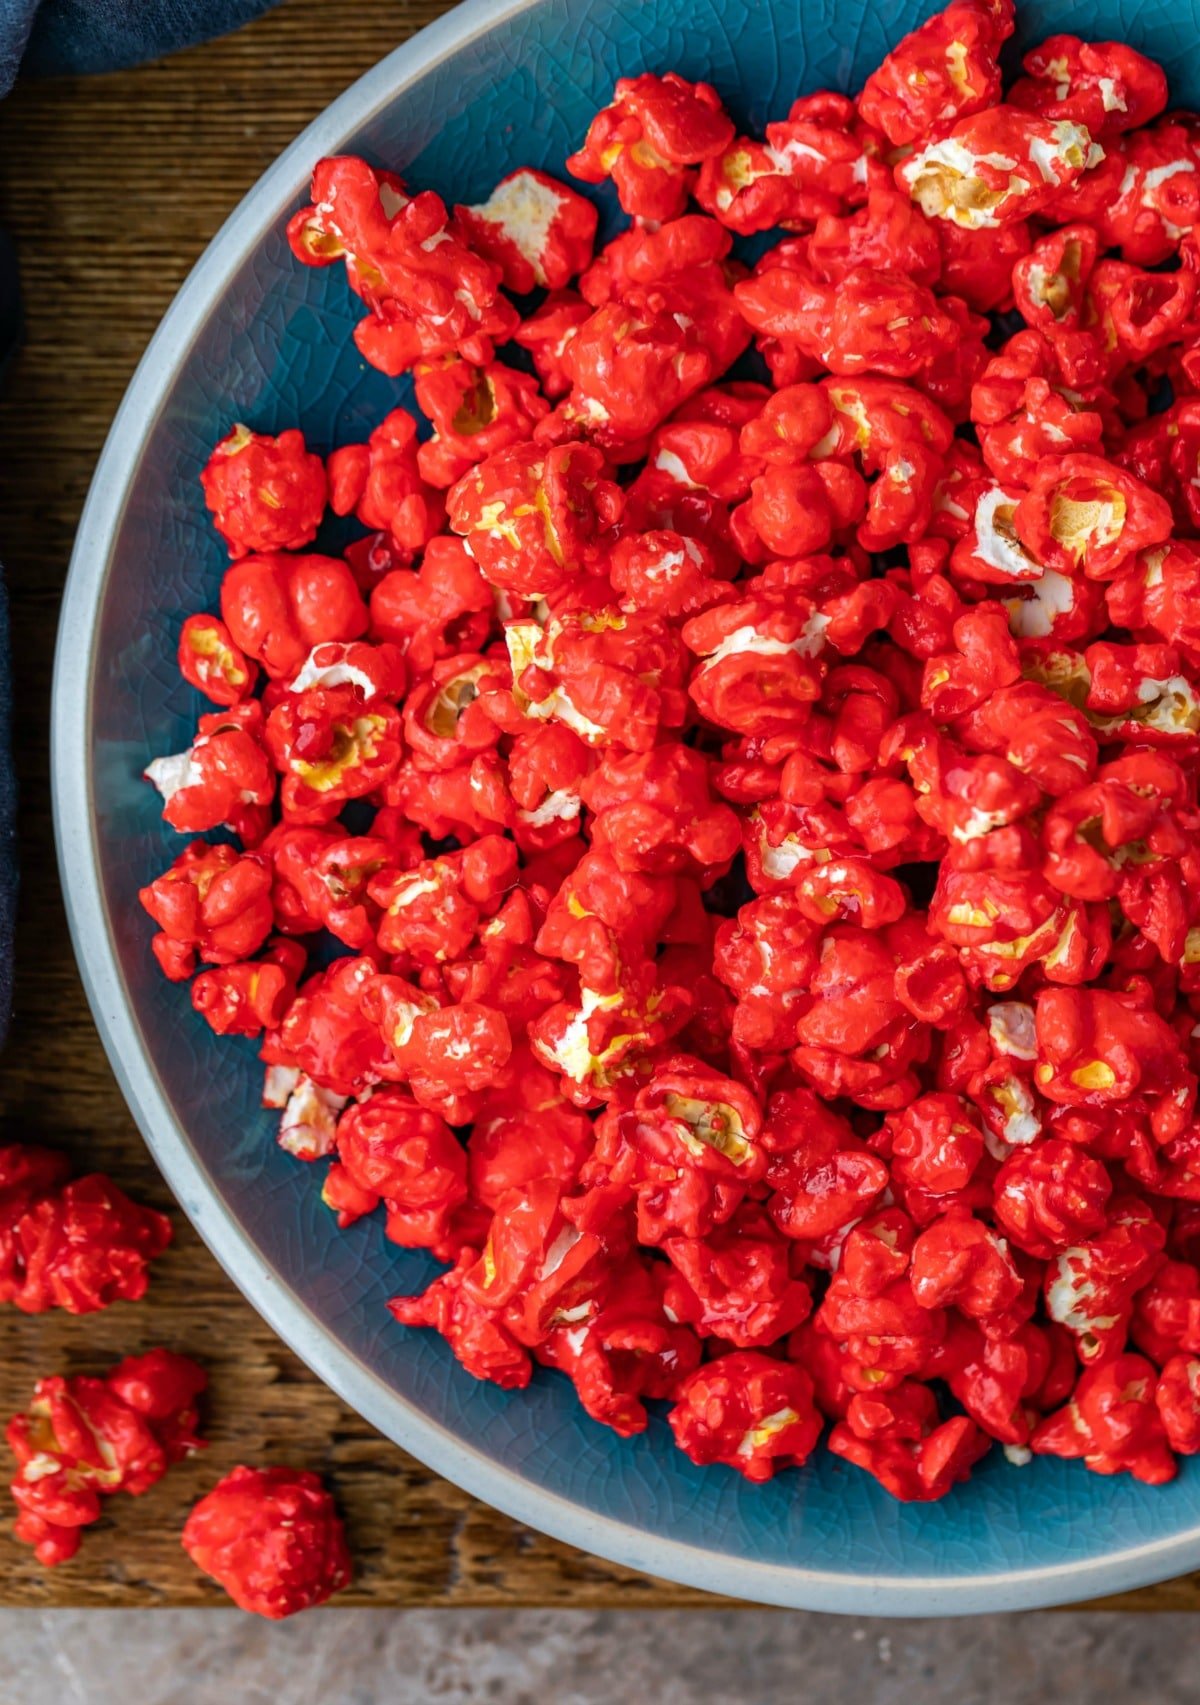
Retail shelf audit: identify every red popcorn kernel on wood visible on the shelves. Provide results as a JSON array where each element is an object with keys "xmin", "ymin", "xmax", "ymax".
[
  {"xmin": 145, "ymin": 0, "xmax": 1200, "ymax": 1501},
  {"xmin": 182, "ymin": 1465, "xmax": 351, "ymax": 1618},
  {"xmin": 7, "ymin": 1350, "xmax": 205, "ymax": 1566},
  {"xmin": 0, "ymin": 1143, "xmax": 171, "ymax": 1315}
]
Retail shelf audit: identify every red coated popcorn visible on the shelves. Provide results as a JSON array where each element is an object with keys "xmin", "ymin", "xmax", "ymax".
[
  {"xmin": 859, "ymin": 0, "xmax": 1013, "ymax": 145},
  {"xmin": 142, "ymin": 3, "xmax": 1200, "ymax": 1503},
  {"xmin": 536, "ymin": 1254, "xmax": 701, "ymax": 1436},
  {"xmin": 1012, "ymin": 454, "xmax": 1172, "ymax": 580},
  {"xmin": 193, "ymin": 938, "xmax": 306, "ymax": 1038},
  {"xmin": 447, "ymin": 441, "xmax": 621, "ymax": 598},
  {"xmin": 582, "ymin": 744, "xmax": 741, "ymax": 877},
  {"xmin": 265, "ymin": 684, "xmax": 403, "ymax": 820},
  {"xmin": 505, "ymin": 601, "xmax": 687, "ymax": 751},
  {"xmin": 0, "ymin": 1145, "xmax": 71, "ymax": 1276},
  {"xmin": 1029, "ymin": 119, "xmax": 1200, "ymax": 264},
  {"xmin": 566, "ymin": 73, "xmax": 734, "ymax": 221},
  {"xmin": 662, "ymin": 1204, "xmax": 812, "ymax": 1347},
  {"xmin": 7, "ymin": 1179, "xmax": 173, "ymax": 1317},
  {"xmin": 553, "ymin": 216, "xmax": 751, "ymax": 446},
  {"xmin": 261, "ymin": 956, "xmax": 391, "ymax": 1097},
  {"xmin": 1032, "ymin": 1353, "xmax": 1175, "ymax": 1482},
  {"xmin": 1032, "ymin": 985, "xmax": 1189, "ymax": 1110},
  {"xmin": 697, "ymin": 93, "xmax": 879, "ymax": 235},
  {"xmin": 288, "ymin": 156, "xmax": 518, "ymax": 375},
  {"xmin": 177, "ymin": 614, "xmax": 257, "ymax": 706},
  {"xmin": 281, "ymin": 828, "xmax": 420, "ymax": 950},
  {"xmin": 512, "ymin": 291, "xmax": 592, "ymax": 399},
  {"xmin": 1010, "ymin": 36, "xmax": 1169, "ymax": 137},
  {"xmin": 8, "ymin": 1350, "xmax": 205, "ymax": 1565},
  {"xmin": 368, "ymin": 536, "xmax": 493, "ymax": 671},
  {"xmin": 828, "ymin": 1382, "xmax": 990, "ymax": 1500},
  {"xmin": 1156, "ymin": 1354, "xmax": 1200, "ymax": 1453},
  {"xmin": 668, "ymin": 1352, "xmax": 822, "ymax": 1481},
  {"xmin": 765, "ymin": 1089, "xmax": 890, "ymax": 1240},
  {"xmin": 327, "ymin": 408, "xmax": 445, "ymax": 554},
  {"xmin": 182, "ymin": 1465, "xmax": 351, "ymax": 1617},
  {"xmin": 992, "ymin": 1139, "xmax": 1113, "ymax": 1258},
  {"xmin": 139, "ymin": 841, "xmax": 273, "ymax": 980},
  {"xmin": 455, "ymin": 169, "xmax": 598, "ymax": 293},
  {"xmin": 221, "ymin": 552, "xmax": 368, "ymax": 680},
  {"xmin": 735, "ymin": 257, "xmax": 962, "ymax": 382},
  {"xmin": 1041, "ymin": 1196, "xmax": 1165, "ymax": 1364},
  {"xmin": 0, "ymin": 1144, "xmax": 172, "ymax": 1315},
  {"xmin": 145, "ymin": 702, "xmax": 274, "ymax": 841},
  {"xmin": 336, "ymin": 1091, "xmax": 467, "ymax": 1250},
  {"xmin": 200, "ymin": 426, "xmax": 326, "ymax": 559},
  {"xmin": 414, "ymin": 358, "xmax": 551, "ymax": 489},
  {"xmin": 532, "ymin": 966, "xmax": 692, "ymax": 1107},
  {"xmin": 683, "ymin": 593, "xmax": 829, "ymax": 737},
  {"xmin": 897, "ymin": 107, "xmax": 1102, "ymax": 229}
]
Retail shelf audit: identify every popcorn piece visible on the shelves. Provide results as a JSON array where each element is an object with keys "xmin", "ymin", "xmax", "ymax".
[
  {"xmin": 182, "ymin": 1466, "xmax": 351, "ymax": 1618},
  {"xmin": 8, "ymin": 1351, "xmax": 205, "ymax": 1566}
]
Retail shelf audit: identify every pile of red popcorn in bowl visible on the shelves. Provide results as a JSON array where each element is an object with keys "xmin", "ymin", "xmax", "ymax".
[{"xmin": 126, "ymin": 0, "xmax": 1200, "ymax": 1515}]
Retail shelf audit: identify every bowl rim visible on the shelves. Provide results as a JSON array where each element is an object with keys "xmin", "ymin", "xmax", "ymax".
[{"xmin": 50, "ymin": 0, "xmax": 1200, "ymax": 1614}]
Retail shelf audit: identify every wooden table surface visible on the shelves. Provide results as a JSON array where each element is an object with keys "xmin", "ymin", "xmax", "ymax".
[{"xmin": 0, "ymin": 0, "xmax": 1191, "ymax": 1611}]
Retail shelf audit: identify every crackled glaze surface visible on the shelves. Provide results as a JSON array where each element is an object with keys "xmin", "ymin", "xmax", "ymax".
[{"xmin": 53, "ymin": 0, "xmax": 1200, "ymax": 1613}]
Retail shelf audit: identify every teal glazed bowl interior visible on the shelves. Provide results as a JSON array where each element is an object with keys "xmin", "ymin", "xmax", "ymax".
[{"xmin": 52, "ymin": 0, "xmax": 1200, "ymax": 1614}]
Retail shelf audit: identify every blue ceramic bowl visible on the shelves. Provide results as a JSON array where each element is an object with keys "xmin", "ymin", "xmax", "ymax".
[{"xmin": 53, "ymin": 0, "xmax": 1200, "ymax": 1613}]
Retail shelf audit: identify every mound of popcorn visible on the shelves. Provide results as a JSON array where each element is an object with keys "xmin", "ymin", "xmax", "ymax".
[{"xmin": 137, "ymin": 0, "xmax": 1200, "ymax": 1499}]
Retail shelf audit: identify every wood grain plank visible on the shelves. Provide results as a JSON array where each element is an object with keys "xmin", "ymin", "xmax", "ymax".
[{"xmin": 0, "ymin": 0, "xmax": 1188, "ymax": 1609}]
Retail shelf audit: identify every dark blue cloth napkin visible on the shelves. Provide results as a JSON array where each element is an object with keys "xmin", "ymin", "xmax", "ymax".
[
  {"xmin": 1, "ymin": 0, "xmax": 281, "ymax": 93},
  {"xmin": 0, "ymin": 0, "xmax": 282, "ymax": 1046}
]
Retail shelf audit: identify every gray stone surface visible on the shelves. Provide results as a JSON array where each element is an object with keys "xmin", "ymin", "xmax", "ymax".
[{"xmin": 0, "ymin": 1609, "xmax": 1193, "ymax": 1704}]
